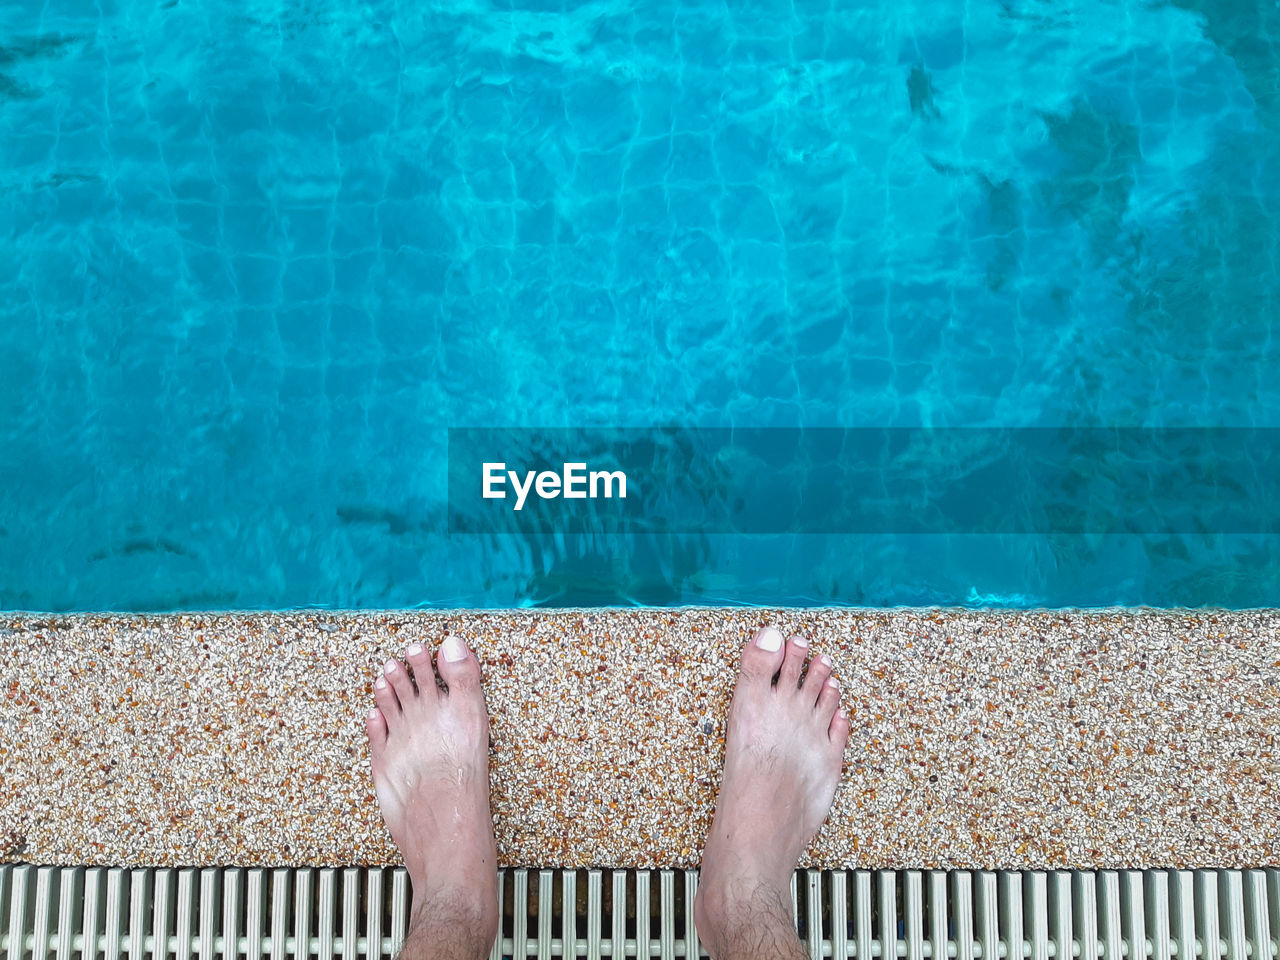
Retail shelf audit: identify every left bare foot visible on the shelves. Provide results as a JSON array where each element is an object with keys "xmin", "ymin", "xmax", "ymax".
[{"xmin": 366, "ymin": 636, "xmax": 498, "ymax": 950}]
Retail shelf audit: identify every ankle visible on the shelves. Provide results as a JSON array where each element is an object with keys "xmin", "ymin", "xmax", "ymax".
[{"xmin": 699, "ymin": 832, "xmax": 796, "ymax": 908}]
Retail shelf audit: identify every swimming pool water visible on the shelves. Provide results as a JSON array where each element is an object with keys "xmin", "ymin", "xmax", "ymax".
[{"xmin": 2, "ymin": 0, "xmax": 1279, "ymax": 610}]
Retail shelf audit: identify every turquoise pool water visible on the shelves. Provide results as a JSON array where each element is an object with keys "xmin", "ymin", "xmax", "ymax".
[{"xmin": 2, "ymin": 0, "xmax": 1278, "ymax": 610}]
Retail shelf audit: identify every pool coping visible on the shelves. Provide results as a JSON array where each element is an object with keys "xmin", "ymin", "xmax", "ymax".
[{"xmin": 4, "ymin": 607, "xmax": 1278, "ymax": 868}]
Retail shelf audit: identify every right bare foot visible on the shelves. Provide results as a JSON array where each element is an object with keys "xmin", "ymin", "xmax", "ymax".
[
  {"xmin": 694, "ymin": 626, "xmax": 852, "ymax": 959},
  {"xmin": 366, "ymin": 636, "xmax": 498, "ymax": 953}
]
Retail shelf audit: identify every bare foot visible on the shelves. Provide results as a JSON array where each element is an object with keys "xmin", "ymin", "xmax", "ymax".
[
  {"xmin": 694, "ymin": 626, "xmax": 852, "ymax": 960},
  {"xmin": 366, "ymin": 636, "xmax": 498, "ymax": 952}
]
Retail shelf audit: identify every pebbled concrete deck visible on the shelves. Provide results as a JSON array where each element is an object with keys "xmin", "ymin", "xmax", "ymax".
[{"xmin": 2, "ymin": 609, "xmax": 1278, "ymax": 868}]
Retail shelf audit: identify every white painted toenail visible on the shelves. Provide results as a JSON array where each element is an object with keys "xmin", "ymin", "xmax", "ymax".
[
  {"xmin": 755, "ymin": 627, "xmax": 782, "ymax": 651},
  {"xmin": 367, "ymin": 708, "xmax": 379, "ymax": 720},
  {"xmin": 442, "ymin": 636, "xmax": 467, "ymax": 662},
  {"xmin": 406, "ymin": 643, "xmax": 424, "ymax": 656},
  {"xmin": 827, "ymin": 677, "xmax": 839, "ymax": 688},
  {"xmin": 793, "ymin": 636, "xmax": 809, "ymax": 647},
  {"xmin": 374, "ymin": 676, "xmax": 386, "ymax": 689},
  {"xmin": 821, "ymin": 655, "xmax": 833, "ymax": 667},
  {"xmin": 384, "ymin": 660, "xmax": 398, "ymax": 675}
]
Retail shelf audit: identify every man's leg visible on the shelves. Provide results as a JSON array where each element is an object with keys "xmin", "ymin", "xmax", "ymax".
[
  {"xmin": 366, "ymin": 636, "xmax": 499, "ymax": 960},
  {"xmin": 694, "ymin": 626, "xmax": 852, "ymax": 960}
]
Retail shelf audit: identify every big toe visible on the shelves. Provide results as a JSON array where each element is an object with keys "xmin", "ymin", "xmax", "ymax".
[
  {"xmin": 736, "ymin": 626, "xmax": 786, "ymax": 688},
  {"xmin": 436, "ymin": 635, "xmax": 484, "ymax": 698}
]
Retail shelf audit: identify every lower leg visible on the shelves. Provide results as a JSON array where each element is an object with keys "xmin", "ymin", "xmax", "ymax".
[
  {"xmin": 695, "ymin": 881, "xmax": 805, "ymax": 960},
  {"xmin": 398, "ymin": 891, "xmax": 496, "ymax": 960}
]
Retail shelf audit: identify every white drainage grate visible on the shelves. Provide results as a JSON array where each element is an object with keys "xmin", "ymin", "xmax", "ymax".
[{"xmin": 2, "ymin": 866, "xmax": 1278, "ymax": 960}]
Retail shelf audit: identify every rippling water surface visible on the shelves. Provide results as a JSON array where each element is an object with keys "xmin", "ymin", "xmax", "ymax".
[{"xmin": 2, "ymin": 0, "xmax": 1278, "ymax": 609}]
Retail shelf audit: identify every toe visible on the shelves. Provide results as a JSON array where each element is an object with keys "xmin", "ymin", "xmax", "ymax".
[
  {"xmin": 804, "ymin": 653, "xmax": 833, "ymax": 697},
  {"xmin": 736, "ymin": 626, "xmax": 786, "ymax": 687},
  {"xmin": 383, "ymin": 657, "xmax": 416, "ymax": 706},
  {"xmin": 436, "ymin": 635, "xmax": 483, "ymax": 695},
  {"xmin": 828, "ymin": 706, "xmax": 852, "ymax": 747},
  {"xmin": 778, "ymin": 634, "xmax": 809, "ymax": 687},
  {"xmin": 816, "ymin": 676, "xmax": 841, "ymax": 720},
  {"xmin": 365, "ymin": 707, "xmax": 388, "ymax": 754},
  {"xmin": 373, "ymin": 670, "xmax": 400, "ymax": 715},
  {"xmin": 405, "ymin": 642, "xmax": 436, "ymax": 695}
]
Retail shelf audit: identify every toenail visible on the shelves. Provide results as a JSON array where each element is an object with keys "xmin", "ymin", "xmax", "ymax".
[
  {"xmin": 384, "ymin": 659, "xmax": 398, "ymax": 675},
  {"xmin": 793, "ymin": 636, "xmax": 809, "ymax": 648},
  {"xmin": 406, "ymin": 643, "xmax": 424, "ymax": 657},
  {"xmin": 827, "ymin": 677, "xmax": 839, "ymax": 688},
  {"xmin": 374, "ymin": 676, "xmax": 387, "ymax": 689},
  {"xmin": 442, "ymin": 635, "xmax": 468, "ymax": 662},
  {"xmin": 820, "ymin": 654, "xmax": 833, "ymax": 667},
  {"xmin": 755, "ymin": 627, "xmax": 783, "ymax": 651},
  {"xmin": 367, "ymin": 708, "xmax": 379, "ymax": 720}
]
